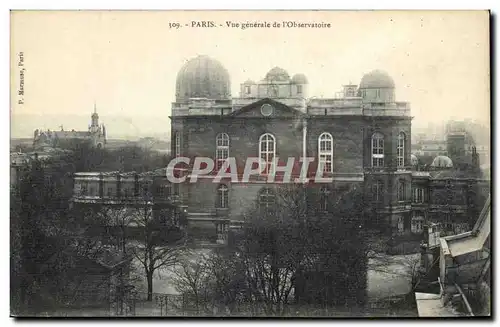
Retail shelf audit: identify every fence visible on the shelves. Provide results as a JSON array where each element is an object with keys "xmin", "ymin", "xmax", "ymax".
[{"xmin": 112, "ymin": 292, "xmax": 220, "ymax": 317}]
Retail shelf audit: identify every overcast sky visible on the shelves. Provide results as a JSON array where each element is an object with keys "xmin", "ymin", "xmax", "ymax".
[{"xmin": 10, "ymin": 11, "xmax": 490, "ymax": 137}]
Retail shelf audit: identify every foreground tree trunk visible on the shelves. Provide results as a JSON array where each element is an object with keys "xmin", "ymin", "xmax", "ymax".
[{"xmin": 147, "ymin": 271, "xmax": 153, "ymax": 301}]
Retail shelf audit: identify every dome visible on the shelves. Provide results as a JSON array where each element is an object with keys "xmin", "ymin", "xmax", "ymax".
[
  {"xmin": 175, "ymin": 55, "xmax": 231, "ymax": 102},
  {"xmin": 243, "ymin": 79, "xmax": 255, "ymax": 85},
  {"xmin": 291, "ymin": 73, "xmax": 308, "ymax": 84},
  {"xmin": 265, "ymin": 67, "xmax": 290, "ymax": 82},
  {"xmin": 359, "ymin": 70, "xmax": 395, "ymax": 89},
  {"xmin": 431, "ymin": 155, "xmax": 453, "ymax": 168},
  {"xmin": 411, "ymin": 154, "xmax": 419, "ymax": 166}
]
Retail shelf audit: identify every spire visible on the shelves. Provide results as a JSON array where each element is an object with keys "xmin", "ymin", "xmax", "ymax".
[{"xmin": 94, "ymin": 101, "xmax": 97, "ymax": 114}]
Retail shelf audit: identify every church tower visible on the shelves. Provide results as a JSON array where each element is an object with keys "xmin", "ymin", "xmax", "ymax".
[{"xmin": 91, "ymin": 103, "xmax": 99, "ymax": 134}]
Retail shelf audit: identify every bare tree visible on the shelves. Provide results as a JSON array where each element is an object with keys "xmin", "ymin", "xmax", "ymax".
[
  {"xmin": 129, "ymin": 202, "xmax": 187, "ymax": 301},
  {"xmin": 171, "ymin": 254, "xmax": 212, "ymax": 313},
  {"xmin": 227, "ymin": 183, "xmax": 367, "ymax": 314},
  {"xmin": 96, "ymin": 206, "xmax": 135, "ymax": 253}
]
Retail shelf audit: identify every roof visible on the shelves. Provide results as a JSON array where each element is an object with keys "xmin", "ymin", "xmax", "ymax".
[
  {"xmin": 291, "ymin": 73, "xmax": 308, "ymax": 84},
  {"xmin": 228, "ymin": 98, "xmax": 306, "ymax": 117},
  {"xmin": 431, "ymin": 155, "xmax": 453, "ymax": 168},
  {"xmin": 359, "ymin": 70, "xmax": 395, "ymax": 89},
  {"xmin": 74, "ymin": 167, "xmax": 187, "ymax": 179},
  {"xmin": 53, "ymin": 131, "xmax": 91, "ymax": 138},
  {"xmin": 412, "ymin": 171, "xmax": 431, "ymax": 178},
  {"xmin": 442, "ymin": 195, "xmax": 491, "ymax": 257},
  {"xmin": 175, "ymin": 55, "xmax": 231, "ymax": 102},
  {"xmin": 430, "ymin": 169, "xmax": 476, "ymax": 179},
  {"xmin": 265, "ymin": 67, "xmax": 290, "ymax": 81},
  {"xmin": 415, "ymin": 293, "xmax": 465, "ymax": 317}
]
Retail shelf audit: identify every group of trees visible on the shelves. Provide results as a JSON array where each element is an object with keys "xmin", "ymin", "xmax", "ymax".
[
  {"xmin": 10, "ymin": 156, "xmax": 106, "ymax": 314},
  {"xmin": 169, "ymin": 183, "xmax": 423, "ymax": 317},
  {"xmin": 168, "ymin": 184, "xmax": 372, "ymax": 316},
  {"xmin": 57, "ymin": 140, "xmax": 170, "ymax": 173},
  {"xmin": 10, "ymin": 146, "xmax": 185, "ymax": 315}
]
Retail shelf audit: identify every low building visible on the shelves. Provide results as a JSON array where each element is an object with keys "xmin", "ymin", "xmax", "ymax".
[{"xmin": 416, "ymin": 195, "xmax": 491, "ymax": 317}]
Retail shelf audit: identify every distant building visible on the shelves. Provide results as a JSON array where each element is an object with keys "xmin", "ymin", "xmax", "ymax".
[
  {"xmin": 412, "ymin": 120, "xmax": 490, "ymax": 168},
  {"xmin": 33, "ymin": 105, "xmax": 107, "ymax": 150}
]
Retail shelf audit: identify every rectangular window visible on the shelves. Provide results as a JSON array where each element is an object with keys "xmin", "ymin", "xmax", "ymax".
[
  {"xmin": 398, "ymin": 181, "xmax": 406, "ymax": 202},
  {"xmin": 413, "ymin": 188, "xmax": 424, "ymax": 203},
  {"xmin": 245, "ymin": 85, "xmax": 251, "ymax": 94},
  {"xmin": 319, "ymin": 187, "xmax": 330, "ymax": 211},
  {"xmin": 107, "ymin": 187, "xmax": 113, "ymax": 197},
  {"xmin": 297, "ymin": 85, "xmax": 303, "ymax": 94},
  {"xmin": 411, "ymin": 216, "xmax": 424, "ymax": 233},
  {"xmin": 372, "ymin": 157, "xmax": 384, "ymax": 167},
  {"xmin": 397, "ymin": 133, "xmax": 405, "ymax": 168},
  {"xmin": 372, "ymin": 182, "xmax": 383, "ymax": 202},
  {"xmin": 397, "ymin": 217, "xmax": 405, "ymax": 233},
  {"xmin": 218, "ymin": 186, "xmax": 229, "ymax": 208}
]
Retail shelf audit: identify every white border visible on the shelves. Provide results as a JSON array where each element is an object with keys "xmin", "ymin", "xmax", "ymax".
[{"xmin": 2, "ymin": 2, "xmax": 498, "ymax": 326}]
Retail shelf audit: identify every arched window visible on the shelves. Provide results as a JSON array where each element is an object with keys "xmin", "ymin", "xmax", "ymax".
[
  {"xmin": 259, "ymin": 133, "xmax": 276, "ymax": 174},
  {"xmin": 318, "ymin": 133, "xmax": 333, "ymax": 173},
  {"xmin": 216, "ymin": 133, "xmax": 230, "ymax": 170},
  {"xmin": 397, "ymin": 180, "xmax": 406, "ymax": 202},
  {"xmin": 397, "ymin": 132, "xmax": 406, "ymax": 168},
  {"xmin": 174, "ymin": 132, "xmax": 181, "ymax": 157},
  {"xmin": 217, "ymin": 184, "xmax": 229, "ymax": 208},
  {"xmin": 319, "ymin": 186, "xmax": 330, "ymax": 211},
  {"xmin": 372, "ymin": 180, "xmax": 383, "ymax": 202},
  {"xmin": 371, "ymin": 133, "xmax": 384, "ymax": 168},
  {"xmin": 258, "ymin": 187, "xmax": 275, "ymax": 209}
]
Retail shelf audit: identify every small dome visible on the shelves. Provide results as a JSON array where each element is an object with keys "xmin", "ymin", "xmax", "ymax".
[
  {"xmin": 175, "ymin": 55, "xmax": 231, "ymax": 102},
  {"xmin": 265, "ymin": 67, "xmax": 290, "ymax": 82},
  {"xmin": 291, "ymin": 73, "xmax": 308, "ymax": 84},
  {"xmin": 243, "ymin": 79, "xmax": 255, "ymax": 85},
  {"xmin": 359, "ymin": 70, "xmax": 395, "ymax": 89},
  {"xmin": 411, "ymin": 154, "xmax": 419, "ymax": 166},
  {"xmin": 431, "ymin": 155, "xmax": 453, "ymax": 168}
]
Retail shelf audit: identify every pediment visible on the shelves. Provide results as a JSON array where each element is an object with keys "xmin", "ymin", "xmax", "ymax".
[{"xmin": 229, "ymin": 98, "xmax": 305, "ymax": 118}]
